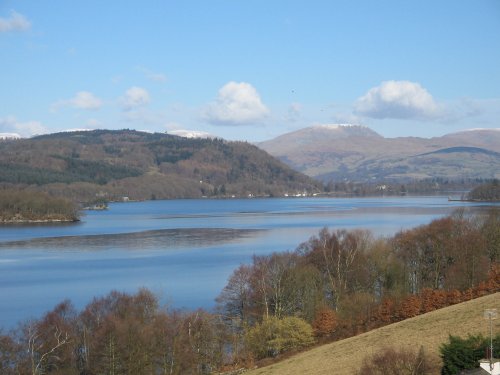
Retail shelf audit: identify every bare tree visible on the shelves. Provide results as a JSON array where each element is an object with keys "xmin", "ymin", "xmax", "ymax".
[{"xmin": 26, "ymin": 322, "xmax": 71, "ymax": 375}]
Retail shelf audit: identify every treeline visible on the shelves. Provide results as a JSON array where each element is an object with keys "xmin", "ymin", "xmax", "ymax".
[
  {"xmin": 0, "ymin": 290, "xmax": 227, "ymax": 375},
  {"xmin": 0, "ymin": 188, "xmax": 78, "ymax": 222},
  {"xmin": 323, "ymin": 178, "xmax": 490, "ymax": 197},
  {"xmin": 0, "ymin": 210, "xmax": 498, "ymax": 374},
  {"xmin": 467, "ymin": 180, "xmax": 500, "ymax": 201}
]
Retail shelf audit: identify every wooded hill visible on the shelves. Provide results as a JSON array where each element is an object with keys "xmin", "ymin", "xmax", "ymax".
[{"xmin": 0, "ymin": 130, "xmax": 321, "ymax": 202}]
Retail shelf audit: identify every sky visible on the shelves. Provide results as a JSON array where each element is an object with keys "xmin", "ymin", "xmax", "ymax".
[{"xmin": 1, "ymin": 0, "xmax": 499, "ymax": 141}]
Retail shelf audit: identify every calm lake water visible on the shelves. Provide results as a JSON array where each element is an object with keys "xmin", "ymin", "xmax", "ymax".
[{"xmin": 0, "ymin": 196, "xmax": 497, "ymax": 328}]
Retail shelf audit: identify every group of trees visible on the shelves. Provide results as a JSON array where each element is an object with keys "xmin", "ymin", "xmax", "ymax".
[
  {"xmin": 0, "ymin": 290, "xmax": 226, "ymax": 375},
  {"xmin": 467, "ymin": 180, "xmax": 500, "ymax": 201},
  {"xmin": 0, "ymin": 209, "xmax": 498, "ymax": 373},
  {"xmin": 216, "ymin": 209, "xmax": 500, "ymax": 362},
  {"xmin": 0, "ymin": 188, "xmax": 78, "ymax": 222}
]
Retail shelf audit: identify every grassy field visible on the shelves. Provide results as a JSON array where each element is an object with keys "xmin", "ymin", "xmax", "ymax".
[{"xmin": 246, "ymin": 292, "xmax": 500, "ymax": 375}]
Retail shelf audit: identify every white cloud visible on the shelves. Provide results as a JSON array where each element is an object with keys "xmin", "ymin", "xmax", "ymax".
[
  {"xmin": 203, "ymin": 81, "xmax": 269, "ymax": 125},
  {"xmin": 0, "ymin": 10, "xmax": 31, "ymax": 33},
  {"xmin": 0, "ymin": 116, "xmax": 47, "ymax": 137},
  {"xmin": 137, "ymin": 67, "xmax": 167, "ymax": 83},
  {"xmin": 121, "ymin": 87, "xmax": 150, "ymax": 110},
  {"xmin": 354, "ymin": 80, "xmax": 441, "ymax": 120},
  {"xmin": 51, "ymin": 91, "xmax": 102, "ymax": 111},
  {"xmin": 71, "ymin": 91, "xmax": 102, "ymax": 109}
]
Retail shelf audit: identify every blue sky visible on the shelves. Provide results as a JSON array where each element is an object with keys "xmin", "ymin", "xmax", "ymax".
[{"xmin": 1, "ymin": 1, "xmax": 499, "ymax": 141}]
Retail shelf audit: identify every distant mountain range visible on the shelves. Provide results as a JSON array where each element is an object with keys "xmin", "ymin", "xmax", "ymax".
[
  {"xmin": 257, "ymin": 125, "xmax": 500, "ymax": 182},
  {"xmin": 0, "ymin": 129, "xmax": 321, "ymax": 202}
]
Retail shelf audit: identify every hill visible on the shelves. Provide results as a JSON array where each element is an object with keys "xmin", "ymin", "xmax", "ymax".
[
  {"xmin": 246, "ymin": 292, "xmax": 500, "ymax": 375},
  {"xmin": 257, "ymin": 126, "xmax": 500, "ymax": 182},
  {"xmin": 0, "ymin": 129, "xmax": 321, "ymax": 202}
]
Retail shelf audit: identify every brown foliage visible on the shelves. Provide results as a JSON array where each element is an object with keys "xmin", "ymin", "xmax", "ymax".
[
  {"xmin": 398, "ymin": 295, "xmax": 421, "ymax": 319},
  {"xmin": 377, "ymin": 298, "xmax": 396, "ymax": 324},
  {"xmin": 357, "ymin": 346, "xmax": 438, "ymax": 375},
  {"xmin": 312, "ymin": 307, "xmax": 338, "ymax": 337}
]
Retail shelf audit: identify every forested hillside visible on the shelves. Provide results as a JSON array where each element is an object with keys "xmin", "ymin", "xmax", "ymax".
[{"xmin": 0, "ymin": 130, "xmax": 321, "ymax": 202}]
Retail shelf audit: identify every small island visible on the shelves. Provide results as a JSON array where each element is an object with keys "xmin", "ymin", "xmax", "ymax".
[
  {"xmin": 0, "ymin": 188, "xmax": 79, "ymax": 223},
  {"xmin": 466, "ymin": 180, "xmax": 500, "ymax": 202}
]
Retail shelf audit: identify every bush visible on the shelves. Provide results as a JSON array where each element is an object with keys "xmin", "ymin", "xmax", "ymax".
[
  {"xmin": 245, "ymin": 316, "xmax": 315, "ymax": 359},
  {"xmin": 358, "ymin": 346, "xmax": 436, "ymax": 375}
]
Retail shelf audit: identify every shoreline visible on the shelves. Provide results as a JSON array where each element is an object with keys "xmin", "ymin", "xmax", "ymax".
[{"xmin": 0, "ymin": 218, "xmax": 80, "ymax": 224}]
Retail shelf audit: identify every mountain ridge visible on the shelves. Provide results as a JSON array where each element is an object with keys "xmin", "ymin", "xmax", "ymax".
[{"xmin": 257, "ymin": 125, "xmax": 500, "ymax": 182}]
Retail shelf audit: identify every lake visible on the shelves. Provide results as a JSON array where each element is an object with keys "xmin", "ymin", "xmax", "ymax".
[{"xmin": 0, "ymin": 196, "xmax": 497, "ymax": 328}]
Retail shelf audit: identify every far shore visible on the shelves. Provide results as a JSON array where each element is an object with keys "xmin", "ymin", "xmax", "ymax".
[{"xmin": 0, "ymin": 217, "xmax": 80, "ymax": 224}]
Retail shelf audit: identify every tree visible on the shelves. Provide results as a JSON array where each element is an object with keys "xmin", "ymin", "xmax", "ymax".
[
  {"xmin": 480, "ymin": 208, "xmax": 500, "ymax": 269},
  {"xmin": 440, "ymin": 334, "xmax": 500, "ymax": 375},
  {"xmin": 0, "ymin": 331, "xmax": 22, "ymax": 375},
  {"xmin": 216, "ymin": 264, "xmax": 253, "ymax": 326},
  {"xmin": 312, "ymin": 307, "xmax": 338, "ymax": 337},
  {"xmin": 299, "ymin": 228, "xmax": 370, "ymax": 311},
  {"xmin": 248, "ymin": 252, "xmax": 300, "ymax": 319}
]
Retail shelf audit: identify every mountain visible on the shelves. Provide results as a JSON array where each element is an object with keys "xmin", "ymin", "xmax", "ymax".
[
  {"xmin": 167, "ymin": 129, "xmax": 214, "ymax": 139},
  {"xmin": 0, "ymin": 133, "xmax": 21, "ymax": 140},
  {"xmin": 257, "ymin": 125, "xmax": 500, "ymax": 182},
  {"xmin": 0, "ymin": 129, "xmax": 321, "ymax": 202}
]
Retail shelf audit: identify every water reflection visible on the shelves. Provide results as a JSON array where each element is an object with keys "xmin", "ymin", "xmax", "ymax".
[{"xmin": 0, "ymin": 228, "xmax": 262, "ymax": 251}]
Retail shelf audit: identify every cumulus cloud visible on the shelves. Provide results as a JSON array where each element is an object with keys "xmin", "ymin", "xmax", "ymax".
[
  {"xmin": 354, "ymin": 80, "xmax": 441, "ymax": 120},
  {"xmin": 71, "ymin": 91, "xmax": 102, "ymax": 109},
  {"xmin": 51, "ymin": 91, "xmax": 102, "ymax": 111},
  {"xmin": 203, "ymin": 81, "xmax": 269, "ymax": 125},
  {"xmin": 121, "ymin": 87, "xmax": 150, "ymax": 110},
  {"xmin": 0, "ymin": 116, "xmax": 47, "ymax": 137},
  {"xmin": 0, "ymin": 10, "xmax": 31, "ymax": 33}
]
